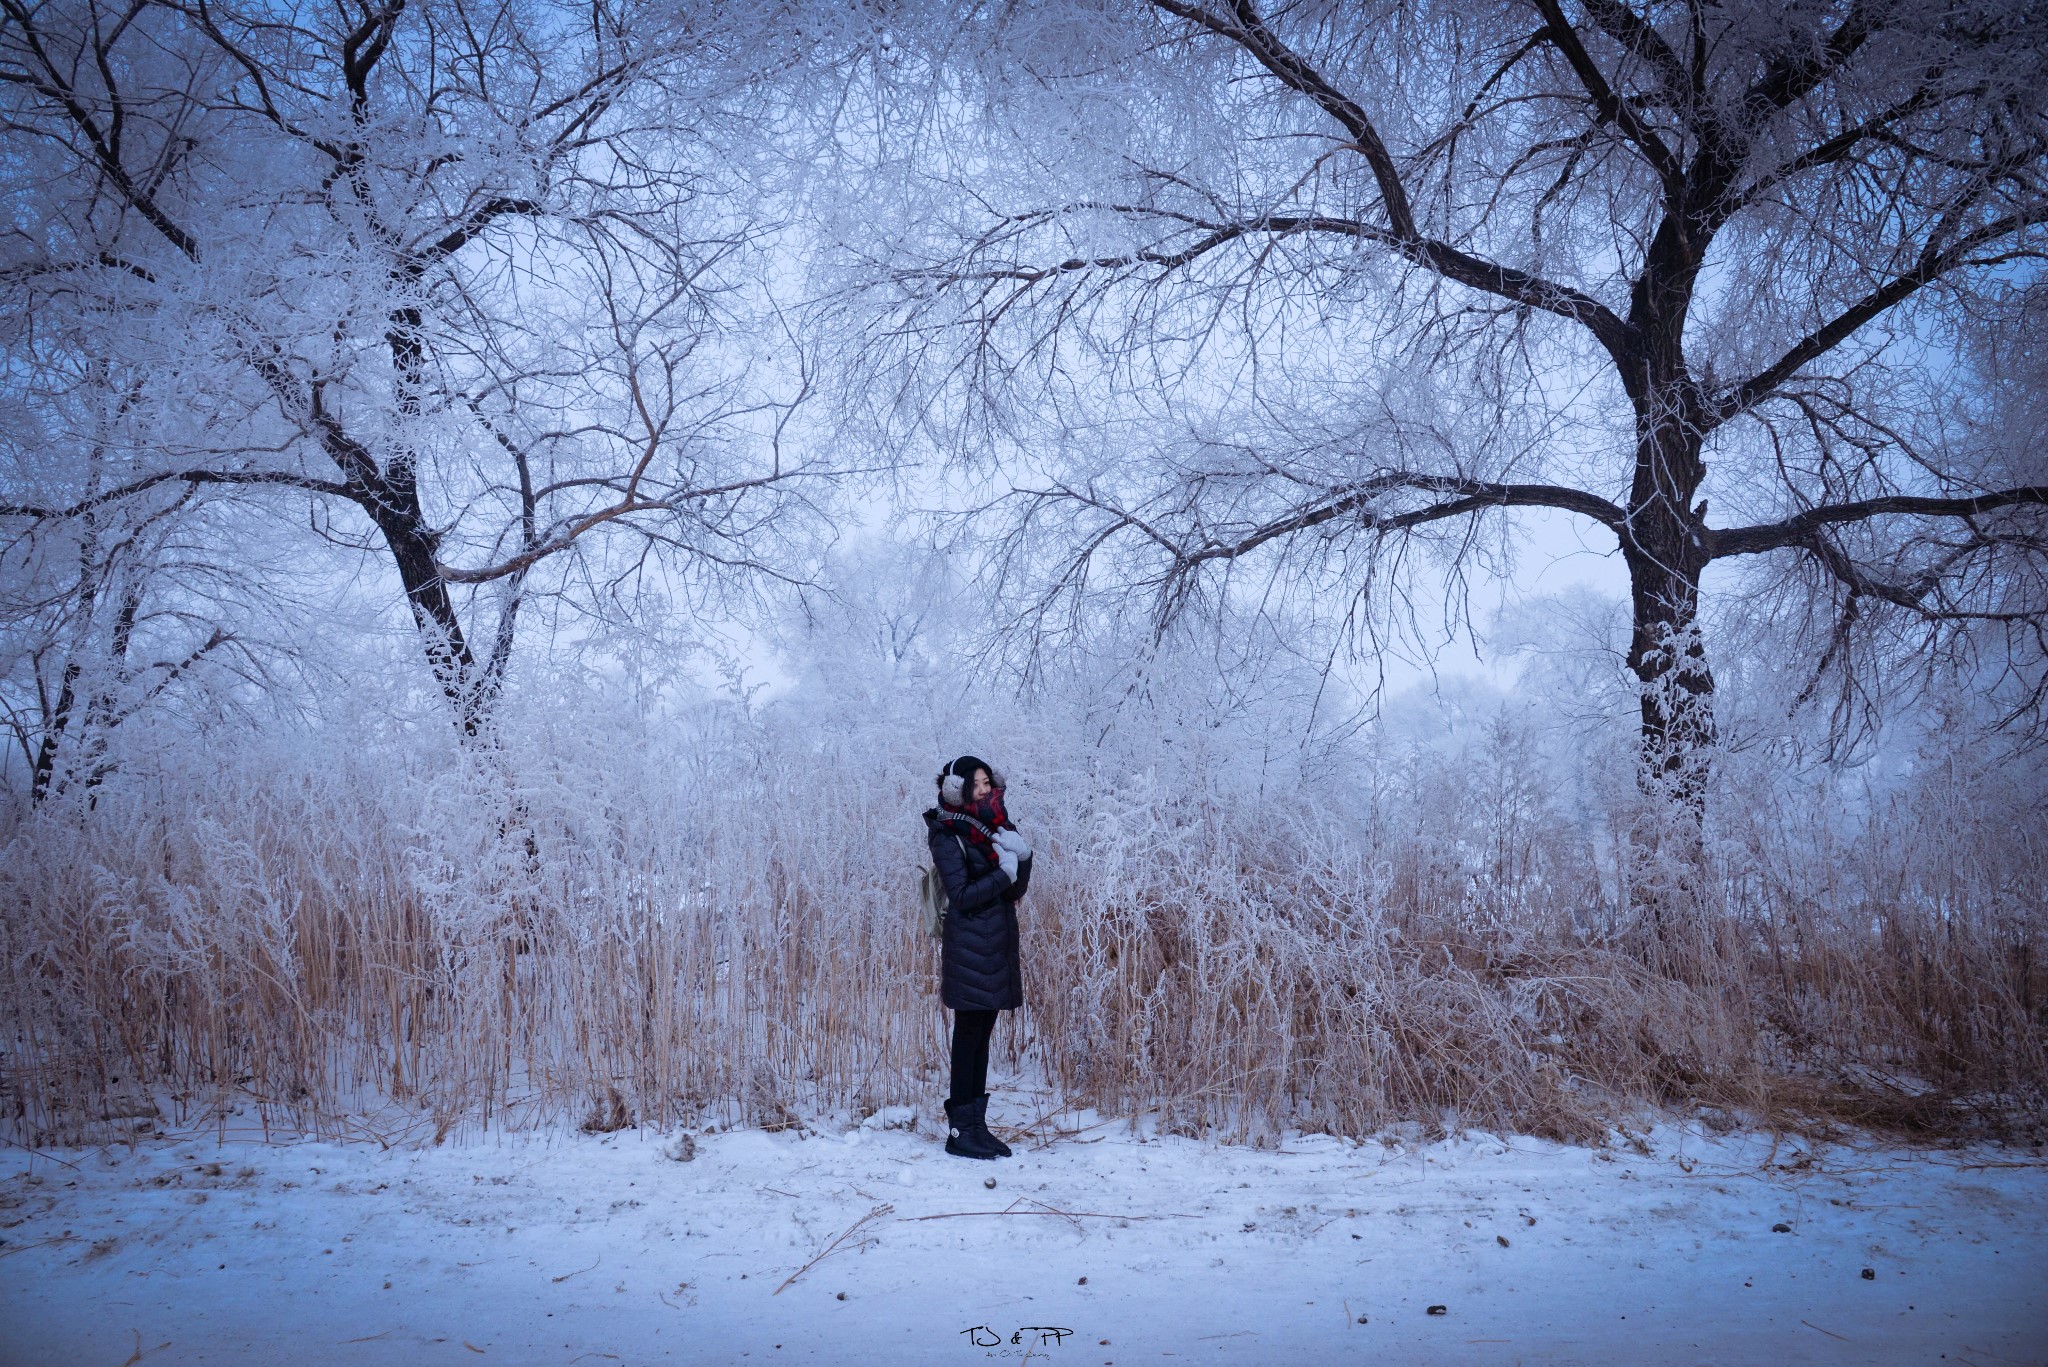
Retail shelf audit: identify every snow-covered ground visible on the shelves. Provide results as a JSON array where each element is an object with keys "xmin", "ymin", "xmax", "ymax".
[{"xmin": 5, "ymin": 1100, "xmax": 2046, "ymax": 1366}]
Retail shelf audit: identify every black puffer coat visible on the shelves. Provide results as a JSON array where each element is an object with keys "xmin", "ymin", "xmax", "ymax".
[{"xmin": 925, "ymin": 807, "xmax": 1029, "ymax": 1011}]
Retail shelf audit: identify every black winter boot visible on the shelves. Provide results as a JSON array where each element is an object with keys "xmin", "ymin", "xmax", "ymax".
[
  {"xmin": 944, "ymin": 1094, "xmax": 1007, "ymax": 1160},
  {"xmin": 983, "ymin": 1098, "xmax": 1013, "ymax": 1158}
]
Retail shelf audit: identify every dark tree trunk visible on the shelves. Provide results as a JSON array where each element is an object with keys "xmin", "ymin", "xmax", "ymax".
[
  {"xmin": 1622, "ymin": 515, "xmax": 1717, "ymax": 818},
  {"xmin": 70, "ymin": 584, "xmax": 141, "ymax": 798},
  {"xmin": 378, "ymin": 301, "xmax": 492, "ymax": 737},
  {"xmin": 29, "ymin": 662, "xmax": 79, "ymax": 805},
  {"xmin": 1608, "ymin": 408, "xmax": 1718, "ymax": 971},
  {"xmin": 311, "ymin": 386, "xmax": 487, "ymax": 737},
  {"xmin": 1616, "ymin": 391, "xmax": 1718, "ymax": 959},
  {"xmin": 364, "ymin": 488, "xmax": 484, "ymax": 735}
]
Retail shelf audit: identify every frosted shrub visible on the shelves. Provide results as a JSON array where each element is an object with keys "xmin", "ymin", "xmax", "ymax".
[{"xmin": 1, "ymin": 685, "xmax": 2041, "ymax": 1147}]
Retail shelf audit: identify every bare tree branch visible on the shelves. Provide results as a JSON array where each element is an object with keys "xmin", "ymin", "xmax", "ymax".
[
  {"xmin": 1531, "ymin": 0, "xmax": 1683, "ymax": 190},
  {"xmin": 1713, "ymin": 487, "xmax": 2048, "ymax": 558},
  {"xmin": 1144, "ymin": 0, "xmax": 1635, "ymax": 359},
  {"xmin": 1711, "ymin": 213, "xmax": 2048, "ymax": 426},
  {"xmin": 1159, "ymin": 473, "xmax": 1625, "ymax": 569},
  {"xmin": 0, "ymin": 469, "xmax": 363, "ymax": 521}
]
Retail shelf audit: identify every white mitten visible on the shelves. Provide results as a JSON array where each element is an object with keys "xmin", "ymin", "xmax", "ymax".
[
  {"xmin": 993, "ymin": 827, "xmax": 1033, "ymax": 860},
  {"xmin": 996, "ymin": 845, "xmax": 1020, "ymax": 883}
]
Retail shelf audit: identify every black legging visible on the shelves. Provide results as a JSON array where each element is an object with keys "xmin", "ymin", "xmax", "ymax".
[{"xmin": 949, "ymin": 1009, "xmax": 1000, "ymax": 1104}]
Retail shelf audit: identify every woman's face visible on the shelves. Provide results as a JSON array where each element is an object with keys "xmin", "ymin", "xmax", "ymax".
[{"xmin": 969, "ymin": 768, "xmax": 993, "ymax": 801}]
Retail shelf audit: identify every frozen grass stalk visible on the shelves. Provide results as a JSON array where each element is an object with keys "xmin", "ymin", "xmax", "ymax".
[{"xmin": 1, "ymin": 690, "xmax": 2041, "ymax": 1148}]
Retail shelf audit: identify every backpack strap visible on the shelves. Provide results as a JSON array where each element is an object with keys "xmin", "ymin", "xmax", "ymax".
[{"xmin": 932, "ymin": 809, "xmax": 995, "ymax": 841}]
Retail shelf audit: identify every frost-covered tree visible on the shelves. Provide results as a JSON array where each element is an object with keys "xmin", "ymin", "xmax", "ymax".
[
  {"xmin": 0, "ymin": 348, "xmax": 251, "ymax": 801},
  {"xmin": 0, "ymin": 249, "xmax": 328, "ymax": 801},
  {"xmin": 1, "ymin": 0, "xmax": 838, "ymax": 739},
  {"xmin": 839, "ymin": 0, "xmax": 2048, "ymax": 828}
]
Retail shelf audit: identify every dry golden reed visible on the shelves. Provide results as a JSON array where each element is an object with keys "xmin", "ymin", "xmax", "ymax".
[{"xmin": 2, "ymin": 712, "xmax": 2041, "ymax": 1148}]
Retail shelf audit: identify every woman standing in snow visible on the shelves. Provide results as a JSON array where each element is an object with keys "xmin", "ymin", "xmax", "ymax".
[{"xmin": 924, "ymin": 755, "xmax": 1032, "ymax": 1160}]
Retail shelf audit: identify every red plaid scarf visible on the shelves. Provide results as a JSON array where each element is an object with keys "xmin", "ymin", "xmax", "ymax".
[{"xmin": 936, "ymin": 788, "xmax": 1010, "ymax": 860}]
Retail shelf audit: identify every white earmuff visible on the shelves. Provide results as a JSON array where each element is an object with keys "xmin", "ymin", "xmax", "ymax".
[{"xmin": 940, "ymin": 772, "xmax": 966, "ymax": 806}]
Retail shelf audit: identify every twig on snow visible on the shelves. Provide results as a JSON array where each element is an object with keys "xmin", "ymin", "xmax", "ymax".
[
  {"xmin": 904, "ymin": 1206, "xmax": 1196, "ymax": 1222},
  {"xmin": 118, "ymin": 1330, "xmax": 172, "ymax": 1365},
  {"xmin": 773, "ymin": 1202, "xmax": 892, "ymax": 1295},
  {"xmin": 1, "ymin": 1135, "xmax": 80, "ymax": 1170},
  {"xmin": 0, "ymin": 1234, "xmax": 78, "ymax": 1260},
  {"xmin": 1019, "ymin": 1195, "xmax": 1089, "ymax": 1234}
]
